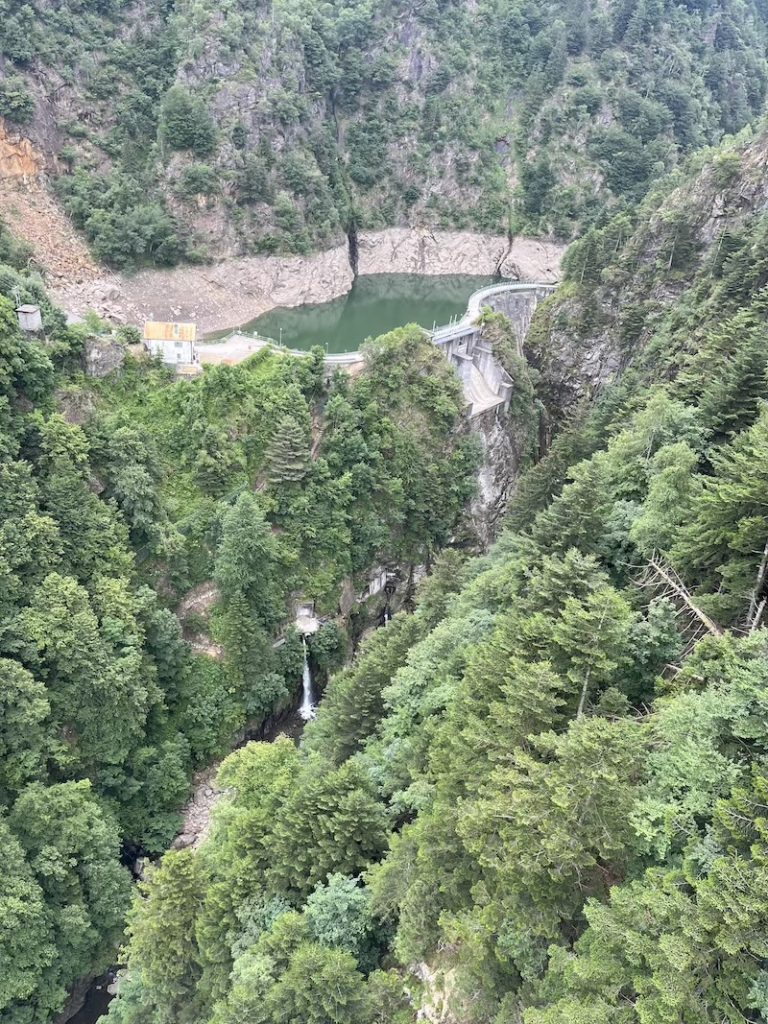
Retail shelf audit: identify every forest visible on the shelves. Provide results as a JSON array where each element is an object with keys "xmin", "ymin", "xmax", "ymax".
[
  {"xmin": 3, "ymin": 0, "xmax": 768, "ymax": 264},
  {"xmin": 100, "ymin": 126, "xmax": 768, "ymax": 1024},
  {"xmin": 4, "ymin": 1, "xmax": 768, "ymax": 1022},
  {"xmin": 0, "ymin": 227, "xmax": 478, "ymax": 1022}
]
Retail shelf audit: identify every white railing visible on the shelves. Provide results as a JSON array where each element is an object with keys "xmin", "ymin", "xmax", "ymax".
[
  {"xmin": 463, "ymin": 281, "xmax": 555, "ymax": 324},
  {"xmin": 429, "ymin": 281, "xmax": 555, "ymax": 339}
]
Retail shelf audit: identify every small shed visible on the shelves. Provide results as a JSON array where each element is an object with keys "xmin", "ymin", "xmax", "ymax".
[
  {"xmin": 17, "ymin": 304, "xmax": 42, "ymax": 332},
  {"xmin": 143, "ymin": 321, "xmax": 198, "ymax": 366}
]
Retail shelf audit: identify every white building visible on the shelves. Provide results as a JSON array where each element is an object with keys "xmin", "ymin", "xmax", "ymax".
[
  {"xmin": 143, "ymin": 321, "xmax": 198, "ymax": 367},
  {"xmin": 17, "ymin": 304, "xmax": 42, "ymax": 332}
]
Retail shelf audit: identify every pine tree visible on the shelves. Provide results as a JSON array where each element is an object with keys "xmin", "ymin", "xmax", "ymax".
[
  {"xmin": 673, "ymin": 408, "xmax": 768, "ymax": 621},
  {"xmin": 125, "ymin": 850, "xmax": 205, "ymax": 1020},
  {"xmin": 213, "ymin": 492, "xmax": 287, "ymax": 629},
  {"xmin": 264, "ymin": 416, "xmax": 310, "ymax": 488},
  {"xmin": 267, "ymin": 758, "xmax": 389, "ymax": 898},
  {"xmin": 551, "ymin": 585, "xmax": 635, "ymax": 715}
]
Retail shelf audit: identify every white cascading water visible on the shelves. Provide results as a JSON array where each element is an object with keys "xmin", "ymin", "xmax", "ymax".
[
  {"xmin": 299, "ymin": 638, "xmax": 316, "ymax": 721},
  {"xmin": 384, "ymin": 607, "xmax": 391, "ymax": 625}
]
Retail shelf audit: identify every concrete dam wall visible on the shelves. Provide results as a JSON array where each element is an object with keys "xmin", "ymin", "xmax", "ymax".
[
  {"xmin": 430, "ymin": 282, "xmax": 555, "ymax": 416},
  {"xmin": 201, "ymin": 282, "xmax": 555, "ymax": 416}
]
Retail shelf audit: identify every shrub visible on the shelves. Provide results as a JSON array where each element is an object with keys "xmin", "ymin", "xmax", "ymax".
[
  {"xmin": 160, "ymin": 87, "xmax": 216, "ymax": 157},
  {"xmin": 0, "ymin": 76, "xmax": 34, "ymax": 124},
  {"xmin": 116, "ymin": 325, "xmax": 142, "ymax": 346},
  {"xmin": 175, "ymin": 164, "xmax": 217, "ymax": 198}
]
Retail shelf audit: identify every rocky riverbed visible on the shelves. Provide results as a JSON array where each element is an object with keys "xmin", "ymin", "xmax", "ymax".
[{"xmin": 171, "ymin": 764, "xmax": 222, "ymax": 851}]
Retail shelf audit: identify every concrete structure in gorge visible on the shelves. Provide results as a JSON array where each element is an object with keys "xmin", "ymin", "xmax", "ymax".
[
  {"xmin": 195, "ymin": 282, "xmax": 556, "ymax": 416},
  {"xmin": 429, "ymin": 282, "xmax": 554, "ymax": 415}
]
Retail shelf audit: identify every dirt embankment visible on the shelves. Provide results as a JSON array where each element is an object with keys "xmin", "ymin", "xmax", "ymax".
[
  {"xmin": 71, "ymin": 243, "xmax": 357, "ymax": 333},
  {"xmin": 0, "ymin": 122, "xmax": 104, "ymax": 287}
]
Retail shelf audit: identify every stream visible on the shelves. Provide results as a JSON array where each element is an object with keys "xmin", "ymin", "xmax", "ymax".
[{"xmin": 60, "ymin": 975, "xmax": 116, "ymax": 1024}]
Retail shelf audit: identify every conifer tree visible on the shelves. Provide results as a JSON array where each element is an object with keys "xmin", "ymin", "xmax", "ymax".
[
  {"xmin": 264, "ymin": 416, "xmax": 310, "ymax": 488},
  {"xmin": 124, "ymin": 850, "xmax": 205, "ymax": 1022}
]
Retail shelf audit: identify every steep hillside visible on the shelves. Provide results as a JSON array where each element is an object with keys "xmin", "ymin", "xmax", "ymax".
[
  {"xmin": 109, "ymin": 123, "xmax": 768, "ymax": 1024},
  {"xmin": 0, "ymin": 232, "xmax": 483, "ymax": 1023},
  {"xmin": 3, "ymin": 0, "xmax": 767, "ymax": 267},
  {"xmin": 0, "ymin": 122, "xmax": 102, "ymax": 284},
  {"xmin": 527, "ymin": 125, "xmax": 768, "ymax": 398},
  {"xmin": 516, "ymin": 123, "xmax": 768, "ymax": 509}
]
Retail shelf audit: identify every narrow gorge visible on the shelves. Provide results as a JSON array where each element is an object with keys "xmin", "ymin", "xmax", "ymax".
[{"xmin": 4, "ymin": 1, "xmax": 768, "ymax": 1023}]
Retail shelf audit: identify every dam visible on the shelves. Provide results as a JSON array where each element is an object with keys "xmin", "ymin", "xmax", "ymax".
[{"xmin": 197, "ymin": 281, "xmax": 555, "ymax": 418}]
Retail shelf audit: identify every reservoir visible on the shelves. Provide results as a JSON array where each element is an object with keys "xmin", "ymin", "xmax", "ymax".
[{"xmin": 223, "ymin": 273, "xmax": 502, "ymax": 353}]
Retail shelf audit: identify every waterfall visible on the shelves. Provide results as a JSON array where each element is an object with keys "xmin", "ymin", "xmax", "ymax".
[
  {"xmin": 299, "ymin": 639, "xmax": 316, "ymax": 721},
  {"xmin": 383, "ymin": 606, "xmax": 391, "ymax": 626}
]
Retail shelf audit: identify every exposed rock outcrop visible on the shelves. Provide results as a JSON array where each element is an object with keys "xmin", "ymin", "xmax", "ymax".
[
  {"xmin": 414, "ymin": 962, "xmax": 459, "ymax": 1024},
  {"xmin": 356, "ymin": 229, "xmax": 563, "ymax": 283},
  {"xmin": 469, "ymin": 407, "xmax": 527, "ymax": 545},
  {"xmin": 84, "ymin": 337, "xmax": 126, "ymax": 377},
  {"xmin": 0, "ymin": 121, "xmax": 42, "ymax": 178},
  {"xmin": 461, "ymin": 284, "xmax": 555, "ymax": 542}
]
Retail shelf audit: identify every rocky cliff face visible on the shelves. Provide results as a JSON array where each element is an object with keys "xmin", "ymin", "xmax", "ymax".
[
  {"xmin": 356, "ymin": 229, "xmax": 562, "ymax": 281},
  {"xmin": 464, "ymin": 285, "xmax": 557, "ymax": 542},
  {"xmin": 468, "ymin": 407, "xmax": 524, "ymax": 545},
  {"xmin": 6, "ymin": 0, "xmax": 765, "ymax": 270},
  {"xmin": 524, "ymin": 130, "xmax": 768, "ymax": 422},
  {"xmin": 0, "ymin": 122, "xmax": 41, "ymax": 178}
]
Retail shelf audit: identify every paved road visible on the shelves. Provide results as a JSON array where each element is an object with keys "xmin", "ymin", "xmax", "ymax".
[
  {"xmin": 197, "ymin": 333, "xmax": 364, "ymax": 368},
  {"xmin": 197, "ymin": 335, "xmax": 272, "ymax": 364}
]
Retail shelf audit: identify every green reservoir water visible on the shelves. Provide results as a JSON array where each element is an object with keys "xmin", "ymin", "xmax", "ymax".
[{"xmin": 232, "ymin": 273, "xmax": 501, "ymax": 353}]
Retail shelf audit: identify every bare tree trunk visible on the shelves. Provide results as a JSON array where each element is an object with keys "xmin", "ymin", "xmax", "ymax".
[
  {"xmin": 747, "ymin": 538, "xmax": 768, "ymax": 630},
  {"xmin": 751, "ymin": 597, "xmax": 767, "ymax": 634},
  {"xmin": 577, "ymin": 596, "xmax": 611, "ymax": 718},
  {"xmin": 642, "ymin": 556, "xmax": 723, "ymax": 637}
]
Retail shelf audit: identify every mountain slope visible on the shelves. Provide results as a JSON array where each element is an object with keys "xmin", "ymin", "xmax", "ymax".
[
  {"xmin": 109, "ymin": 122, "xmax": 768, "ymax": 1024},
  {"xmin": 4, "ymin": 0, "xmax": 768, "ymax": 267},
  {"xmin": 0, "ymin": 228, "xmax": 482, "ymax": 1022}
]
